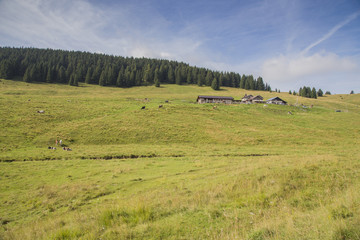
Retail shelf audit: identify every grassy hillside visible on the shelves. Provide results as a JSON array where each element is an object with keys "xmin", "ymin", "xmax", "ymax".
[{"xmin": 1, "ymin": 79, "xmax": 360, "ymax": 239}]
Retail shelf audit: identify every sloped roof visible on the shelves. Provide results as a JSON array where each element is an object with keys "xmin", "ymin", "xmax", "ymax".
[
  {"xmin": 197, "ymin": 95, "xmax": 234, "ymax": 100},
  {"xmin": 266, "ymin": 97, "xmax": 287, "ymax": 103},
  {"xmin": 242, "ymin": 94, "xmax": 253, "ymax": 99},
  {"xmin": 249, "ymin": 95, "xmax": 263, "ymax": 100}
]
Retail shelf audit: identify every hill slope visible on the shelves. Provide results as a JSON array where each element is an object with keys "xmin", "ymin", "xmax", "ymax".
[{"xmin": 0, "ymin": 80, "xmax": 360, "ymax": 239}]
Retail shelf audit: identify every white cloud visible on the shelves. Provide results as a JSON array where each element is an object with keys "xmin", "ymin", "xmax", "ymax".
[
  {"xmin": 0, "ymin": 0, "xmax": 205, "ymax": 60},
  {"xmin": 261, "ymin": 52, "xmax": 360, "ymax": 91}
]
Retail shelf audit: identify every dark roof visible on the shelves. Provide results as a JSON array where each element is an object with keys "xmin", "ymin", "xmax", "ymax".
[
  {"xmin": 242, "ymin": 94, "xmax": 253, "ymax": 99},
  {"xmin": 249, "ymin": 95, "xmax": 263, "ymax": 100},
  {"xmin": 197, "ymin": 95, "xmax": 234, "ymax": 100},
  {"xmin": 266, "ymin": 97, "xmax": 287, "ymax": 103}
]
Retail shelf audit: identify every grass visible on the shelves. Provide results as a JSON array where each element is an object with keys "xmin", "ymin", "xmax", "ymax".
[{"xmin": 0, "ymin": 79, "xmax": 360, "ymax": 239}]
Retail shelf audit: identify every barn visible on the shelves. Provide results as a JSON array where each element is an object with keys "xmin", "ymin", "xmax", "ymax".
[
  {"xmin": 197, "ymin": 95, "xmax": 234, "ymax": 104},
  {"xmin": 266, "ymin": 97, "xmax": 287, "ymax": 105}
]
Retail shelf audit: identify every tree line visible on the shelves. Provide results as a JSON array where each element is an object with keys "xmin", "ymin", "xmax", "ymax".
[
  {"xmin": 289, "ymin": 86, "xmax": 332, "ymax": 99},
  {"xmin": 0, "ymin": 47, "xmax": 271, "ymax": 91}
]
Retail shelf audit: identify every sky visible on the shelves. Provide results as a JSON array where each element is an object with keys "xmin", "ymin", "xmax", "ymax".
[{"xmin": 0, "ymin": 0, "xmax": 359, "ymax": 93}]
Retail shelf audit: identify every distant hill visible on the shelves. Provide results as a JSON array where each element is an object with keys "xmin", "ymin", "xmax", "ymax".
[{"xmin": 0, "ymin": 47, "xmax": 270, "ymax": 90}]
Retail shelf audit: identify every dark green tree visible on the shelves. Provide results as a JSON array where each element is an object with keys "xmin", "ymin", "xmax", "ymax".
[
  {"xmin": 257, "ymin": 77, "xmax": 265, "ymax": 90},
  {"xmin": 154, "ymin": 68, "xmax": 160, "ymax": 87},
  {"xmin": 311, "ymin": 87, "xmax": 317, "ymax": 99},
  {"xmin": 317, "ymin": 89, "xmax": 323, "ymax": 97},
  {"xmin": 99, "ymin": 70, "xmax": 106, "ymax": 86},
  {"xmin": 211, "ymin": 77, "xmax": 220, "ymax": 90},
  {"xmin": 85, "ymin": 67, "xmax": 92, "ymax": 84}
]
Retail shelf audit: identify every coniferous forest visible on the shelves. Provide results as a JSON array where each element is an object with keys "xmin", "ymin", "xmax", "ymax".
[{"xmin": 0, "ymin": 47, "xmax": 271, "ymax": 91}]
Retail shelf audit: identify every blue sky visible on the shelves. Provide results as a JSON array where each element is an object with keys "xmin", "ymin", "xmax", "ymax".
[{"xmin": 0, "ymin": 0, "xmax": 359, "ymax": 93}]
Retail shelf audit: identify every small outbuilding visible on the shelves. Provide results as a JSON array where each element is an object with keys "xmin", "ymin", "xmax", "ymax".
[
  {"xmin": 266, "ymin": 97, "xmax": 287, "ymax": 105},
  {"xmin": 197, "ymin": 95, "xmax": 234, "ymax": 104}
]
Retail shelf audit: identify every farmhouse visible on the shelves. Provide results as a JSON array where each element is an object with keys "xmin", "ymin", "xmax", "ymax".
[
  {"xmin": 197, "ymin": 95, "xmax": 234, "ymax": 104},
  {"xmin": 241, "ymin": 94, "xmax": 264, "ymax": 104},
  {"xmin": 241, "ymin": 94, "xmax": 253, "ymax": 103},
  {"xmin": 266, "ymin": 97, "xmax": 287, "ymax": 105}
]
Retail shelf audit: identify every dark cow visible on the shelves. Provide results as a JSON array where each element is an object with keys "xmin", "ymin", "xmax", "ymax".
[
  {"xmin": 159, "ymin": 105, "xmax": 163, "ymax": 108},
  {"xmin": 141, "ymin": 106, "xmax": 146, "ymax": 110}
]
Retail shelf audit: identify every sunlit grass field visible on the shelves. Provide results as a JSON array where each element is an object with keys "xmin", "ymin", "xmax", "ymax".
[{"xmin": 1, "ymin": 79, "xmax": 359, "ymax": 239}]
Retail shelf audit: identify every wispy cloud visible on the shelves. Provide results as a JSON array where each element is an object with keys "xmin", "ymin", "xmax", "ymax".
[{"xmin": 302, "ymin": 10, "xmax": 360, "ymax": 54}]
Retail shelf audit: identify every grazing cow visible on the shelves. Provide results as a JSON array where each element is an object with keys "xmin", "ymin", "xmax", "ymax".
[
  {"xmin": 37, "ymin": 110, "xmax": 45, "ymax": 113},
  {"xmin": 213, "ymin": 106, "xmax": 217, "ymax": 109},
  {"xmin": 141, "ymin": 106, "xmax": 146, "ymax": 110},
  {"xmin": 159, "ymin": 105, "xmax": 163, "ymax": 108},
  {"xmin": 288, "ymin": 111, "xmax": 293, "ymax": 115},
  {"xmin": 165, "ymin": 100, "xmax": 169, "ymax": 103}
]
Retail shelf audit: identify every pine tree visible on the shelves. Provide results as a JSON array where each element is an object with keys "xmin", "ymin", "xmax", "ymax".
[
  {"xmin": 116, "ymin": 69, "xmax": 124, "ymax": 87},
  {"xmin": 46, "ymin": 67, "xmax": 52, "ymax": 83},
  {"xmin": 68, "ymin": 73, "xmax": 74, "ymax": 86},
  {"xmin": 23, "ymin": 66, "xmax": 32, "ymax": 82},
  {"xmin": 317, "ymin": 89, "xmax": 323, "ymax": 97},
  {"xmin": 211, "ymin": 77, "xmax": 219, "ymax": 90},
  {"xmin": 99, "ymin": 70, "xmax": 106, "ymax": 86},
  {"xmin": 175, "ymin": 68, "xmax": 182, "ymax": 85},
  {"xmin": 257, "ymin": 77, "xmax": 265, "ymax": 90},
  {"xmin": 58, "ymin": 66, "xmax": 66, "ymax": 83},
  {"xmin": 311, "ymin": 87, "xmax": 317, "ymax": 99},
  {"xmin": 167, "ymin": 67, "xmax": 174, "ymax": 84},
  {"xmin": 240, "ymin": 75, "xmax": 246, "ymax": 89},
  {"xmin": 186, "ymin": 71, "xmax": 192, "ymax": 84},
  {"xmin": 154, "ymin": 68, "xmax": 160, "ymax": 87},
  {"xmin": 205, "ymin": 71, "xmax": 213, "ymax": 86},
  {"xmin": 85, "ymin": 67, "xmax": 92, "ymax": 84},
  {"xmin": 73, "ymin": 73, "xmax": 79, "ymax": 86}
]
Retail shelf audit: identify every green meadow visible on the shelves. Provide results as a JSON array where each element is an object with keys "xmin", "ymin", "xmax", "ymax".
[{"xmin": 0, "ymin": 79, "xmax": 359, "ymax": 239}]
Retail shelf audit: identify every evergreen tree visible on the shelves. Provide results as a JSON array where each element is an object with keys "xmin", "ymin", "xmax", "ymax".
[
  {"xmin": 350, "ymin": 90, "xmax": 354, "ymax": 94},
  {"xmin": 0, "ymin": 60, "xmax": 14, "ymax": 79},
  {"xmin": 154, "ymin": 68, "xmax": 160, "ymax": 87},
  {"xmin": 68, "ymin": 73, "xmax": 74, "ymax": 86},
  {"xmin": 58, "ymin": 66, "xmax": 66, "ymax": 83},
  {"xmin": 257, "ymin": 77, "xmax": 265, "ymax": 90},
  {"xmin": 99, "ymin": 70, "xmax": 106, "ymax": 86},
  {"xmin": 23, "ymin": 66, "xmax": 32, "ymax": 82},
  {"xmin": 167, "ymin": 67, "xmax": 174, "ymax": 84},
  {"xmin": 317, "ymin": 89, "xmax": 323, "ymax": 97},
  {"xmin": 240, "ymin": 74, "xmax": 246, "ymax": 89},
  {"xmin": 46, "ymin": 67, "xmax": 52, "ymax": 83},
  {"xmin": 205, "ymin": 71, "xmax": 213, "ymax": 86},
  {"xmin": 73, "ymin": 73, "xmax": 79, "ymax": 86},
  {"xmin": 211, "ymin": 77, "xmax": 219, "ymax": 90},
  {"xmin": 325, "ymin": 91, "xmax": 331, "ymax": 95},
  {"xmin": 85, "ymin": 67, "xmax": 92, "ymax": 84},
  {"xmin": 186, "ymin": 71, "xmax": 192, "ymax": 84},
  {"xmin": 289, "ymin": 90, "xmax": 292, "ymax": 94},
  {"xmin": 175, "ymin": 68, "xmax": 182, "ymax": 85},
  {"xmin": 311, "ymin": 87, "xmax": 317, "ymax": 99},
  {"xmin": 247, "ymin": 75, "xmax": 254, "ymax": 89},
  {"xmin": 92, "ymin": 63, "xmax": 102, "ymax": 84},
  {"xmin": 116, "ymin": 69, "xmax": 124, "ymax": 87}
]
